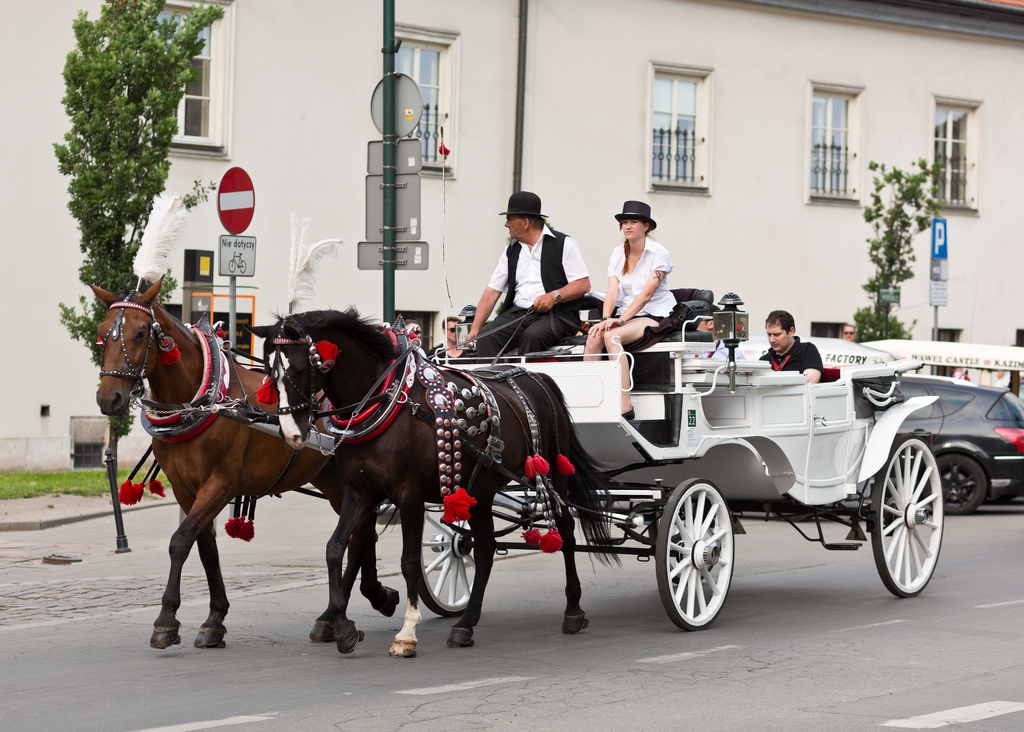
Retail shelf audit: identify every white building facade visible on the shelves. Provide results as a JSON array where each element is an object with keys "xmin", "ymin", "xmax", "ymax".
[{"xmin": 3, "ymin": 0, "xmax": 1023, "ymax": 470}]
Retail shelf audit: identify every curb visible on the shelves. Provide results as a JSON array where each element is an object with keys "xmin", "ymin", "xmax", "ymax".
[{"xmin": 0, "ymin": 500, "xmax": 177, "ymax": 533}]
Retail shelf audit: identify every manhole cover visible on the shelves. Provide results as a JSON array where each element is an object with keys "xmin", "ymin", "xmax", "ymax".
[{"xmin": 42, "ymin": 554, "xmax": 82, "ymax": 565}]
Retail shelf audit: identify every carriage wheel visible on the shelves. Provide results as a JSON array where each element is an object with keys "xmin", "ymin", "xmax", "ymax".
[
  {"xmin": 655, "ymin": 479, "xmax": 734, "ymax": 631},
  {"xmin": 870, "ymin": 437, "xmax": 944, "ymax": 598},
  {"xmin": 418, "ymin": 509, "xmax": 475, "ymax": 617}
]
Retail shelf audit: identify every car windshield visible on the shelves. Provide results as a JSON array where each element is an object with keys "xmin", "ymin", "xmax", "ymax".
[{"xmin": 985, "ymin": 393, "xmax": 1024, "ymax": 426}]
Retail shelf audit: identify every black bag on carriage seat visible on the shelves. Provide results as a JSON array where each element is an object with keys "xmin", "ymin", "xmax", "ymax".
[{"xmin": 852, "ymin": 375, "xmax": 906, "ymax": 419}]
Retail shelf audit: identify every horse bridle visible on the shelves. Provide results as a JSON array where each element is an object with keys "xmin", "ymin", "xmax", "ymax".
[
  {"xmin": 98, "ymin": 296, "xmax": 179, "ymax": 389},
  {"xmin": 265, "ymin": 319, "xmax": 333, "ymax": 419}
]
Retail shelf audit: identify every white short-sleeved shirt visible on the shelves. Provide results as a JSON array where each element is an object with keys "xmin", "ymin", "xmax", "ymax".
[
  {"xmin": 607, "ymin": 238, "xmax": 675, "ymax": 318},
  {"xmin": 487, "ymin": 226, "xmax": 589, "ymax": 309}
]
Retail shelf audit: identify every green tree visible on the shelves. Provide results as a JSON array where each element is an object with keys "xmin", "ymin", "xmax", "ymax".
[
  {"xmin": 55, "ymin": 0, "xmax": 222, "ymax": 455},
  {"xmin": 852, "ymin": 159, "xmax": 943, "ymax": 342}
]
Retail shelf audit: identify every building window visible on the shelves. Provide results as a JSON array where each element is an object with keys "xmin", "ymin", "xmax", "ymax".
[
  {"xmin": 650, "ymin": 65, "xmax": 711, "ymax": 190},
  {"xmin": 811, "ymin": 322, "xmax": 844, "ymax": 339},
  {"xmin": 162, "ymin": 3, "xmax": 233, "ymax": 155},
  {"xmin": 810, "ymin": 95, "xmax": 850, "ymax": 196},
  {"xmin": 396, "ymin": 25, "xmax": 459, "ymax": 171},
  {"xmin": 934, "ymin": 107, "xmax": 971, "ymax": 207},
  {"xmin": 937, "ymin": 328, "xmax": 961, "ymax": 343}
]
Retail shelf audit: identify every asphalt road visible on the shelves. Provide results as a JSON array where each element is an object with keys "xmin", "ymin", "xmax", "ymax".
[{"xmin": 1, "ymin": 494, "xmax": 1022, "ymax": 732}]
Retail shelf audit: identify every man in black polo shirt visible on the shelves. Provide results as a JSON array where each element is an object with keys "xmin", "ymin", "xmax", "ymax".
[{"xmin": 760, "ymin": 310, "xmax": 823, "ymax": 383}]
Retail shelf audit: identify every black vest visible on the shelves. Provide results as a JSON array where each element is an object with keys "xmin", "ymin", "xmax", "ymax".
[{"xmin": 501, "ymin": 230, "xmax": 583, "ymax": 317}]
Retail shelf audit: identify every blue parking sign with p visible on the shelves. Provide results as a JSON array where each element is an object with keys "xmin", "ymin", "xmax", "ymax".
[{"xmin": 932, "ymin": 218, "xmax": 948, "ymax": 260}]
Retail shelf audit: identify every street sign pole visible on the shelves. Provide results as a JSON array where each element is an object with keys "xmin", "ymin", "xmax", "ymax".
[
  {"xmin": 229, "ymin": 275, "xmax": 237, "ymax": 348},
  {"xmin": 382, "ymin": 0, "xmax": 397, "ymax": 323},
  {"xmin": 930, "ymin": 218, "xmax": 948, "ymax": 342}
]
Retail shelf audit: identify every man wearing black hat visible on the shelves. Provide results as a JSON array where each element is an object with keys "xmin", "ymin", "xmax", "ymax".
[{"xmin": 468, "ymin": 191, "xmax": 590, "ymax": 357}]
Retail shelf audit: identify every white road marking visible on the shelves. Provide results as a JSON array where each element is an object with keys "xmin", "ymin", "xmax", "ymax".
[
  {"xmin": 975, "ymin": 599, "xmax": 1024, "ymax": 609},
  {"xmin": 395, "ymin": 676, "xmax": 535, "ymax": 695},
  {"xmin": 830, "ymin": 619, "xmax": 907, "ymax": 633},
  {"xmin": 880, "ymin": 701, "xmax": 1024, "ymax": 728},
  {"xmin": 636, "ymin": 644, "xmax": 743, "ymax": 664},
  {"xmin": 126, "ymin": 714, "xmax": 276, "ymax": 732}
]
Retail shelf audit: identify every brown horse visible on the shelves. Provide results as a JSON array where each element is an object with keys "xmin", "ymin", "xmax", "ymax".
[
  {"xmin": 92, "ymin": 279, "xmax": 397, "ymax": 651},
  {"xmin": 251, "ymin": 309, "xmax": 616, "ymax": 656}
]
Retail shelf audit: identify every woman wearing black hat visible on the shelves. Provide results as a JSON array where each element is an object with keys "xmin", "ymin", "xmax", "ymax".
[{"xmin": 585, "ymin": 201, "xmax": 674, "ymax": 418}]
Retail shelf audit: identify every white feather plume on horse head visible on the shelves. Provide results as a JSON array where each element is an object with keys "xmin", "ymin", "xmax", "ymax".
[
  {"xmin": 287, "ymin": 213, "xmax": 342, "ymax": 313},
  {"xmin": 133, "ymin": 191, "xmax": 190, "ymax": 287}
]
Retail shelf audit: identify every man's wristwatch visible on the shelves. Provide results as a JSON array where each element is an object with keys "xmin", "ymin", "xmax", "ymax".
[{"xmin": 554, "ymin": 291, "xmax": 562, "ymax": 303}]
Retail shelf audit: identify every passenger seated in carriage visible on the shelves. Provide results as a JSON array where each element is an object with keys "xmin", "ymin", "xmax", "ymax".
[
  {"xmin": 760, "ymin": 310, "xmax": 823, "ymax": 384},
  {"xmin": 585, "ymin": 201, "xmax": 675, "ymax": 418}
]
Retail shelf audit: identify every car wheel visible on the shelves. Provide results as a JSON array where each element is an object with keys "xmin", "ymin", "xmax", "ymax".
[{"xmin": 936, "ymin": 454, "xmax": 988, "ymax": 515}]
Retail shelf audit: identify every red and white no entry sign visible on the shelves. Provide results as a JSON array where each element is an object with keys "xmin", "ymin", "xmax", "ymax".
[{"xmin": 217, "ymin": 167, "xmax": 255, "ymax": 235}]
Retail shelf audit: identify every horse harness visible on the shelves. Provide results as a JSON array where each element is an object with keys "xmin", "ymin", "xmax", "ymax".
[{"xmin": 99, "ymin": 296, "xmax": 179, "ymax": 388}]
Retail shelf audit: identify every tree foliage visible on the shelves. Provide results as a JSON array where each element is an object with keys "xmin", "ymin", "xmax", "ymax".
[
  {"xmin": 852, "ymin": 159, "xmax": 943, "ymax": 342},
  {"xmin": 55, "ymin": 0, "xmax": 222, "ymax": 444}
]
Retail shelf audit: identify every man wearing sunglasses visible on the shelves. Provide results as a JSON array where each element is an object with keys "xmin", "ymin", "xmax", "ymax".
[
  {"xmin": 428, "ymin": 316, "xmax": 463, "ymax": 362},
  {"xmin": 842, "ymin": 324, "xmax": 857, "ymax": 342}
]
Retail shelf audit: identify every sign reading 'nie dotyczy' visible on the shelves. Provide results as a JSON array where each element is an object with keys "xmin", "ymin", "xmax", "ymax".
[{"xmin": 219, "ymin": 235, "xmax": 256, "ymax": 277}]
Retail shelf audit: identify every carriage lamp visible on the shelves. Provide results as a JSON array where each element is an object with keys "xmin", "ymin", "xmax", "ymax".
[
  {"xmin": 713, "ymin": 293, "xmax": 749, "ymax": 392},
  {"xmin": 455, "ymin": 304, "xmax": 477, "ymax": 351}
]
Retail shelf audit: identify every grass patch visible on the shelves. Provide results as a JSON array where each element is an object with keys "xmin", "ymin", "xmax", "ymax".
[{"xmin": 0, "ymin": 469, "xmax": 154, "ymax": 500}]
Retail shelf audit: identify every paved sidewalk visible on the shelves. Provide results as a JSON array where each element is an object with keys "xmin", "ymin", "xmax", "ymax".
[
  {"xmin": 0, "ymin": 490, "xmax": 408, "ymax": 631},
  {"xmin": 0, "ymin": 493, "xmax": 169, "ymax": 531}
]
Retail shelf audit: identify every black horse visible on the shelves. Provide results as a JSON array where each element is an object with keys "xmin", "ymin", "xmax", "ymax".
[{"xmin": 250, "ymin": 309, "xmax": 615, "ymax": 656}]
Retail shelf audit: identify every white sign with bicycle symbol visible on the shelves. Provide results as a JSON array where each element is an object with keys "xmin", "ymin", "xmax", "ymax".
[{"xmin": 219, "ymin": 235, "xmax": 257, "ymax": 277}]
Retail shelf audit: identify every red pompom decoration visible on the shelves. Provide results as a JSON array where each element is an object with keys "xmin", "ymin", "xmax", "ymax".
[
  {"xmin": 224, "ymin": 516, "xmax": 243, "ymax": 539},
  {"xmin": 158, "ymin": 343, "xmax": 180, "ymax": 365},
  {"xmin": 442, "ymin": 488, "xmax": 477, "ymax": 523},
  {"xmin": 522, "ymin": 528, "xmax": 542, "ymax": 547},
  {"xmin": 439, "ymin": 142, "xmax": 451, "ymax": 157},
  {"xmin": 524, "ymin": 456, "xmax": 536, "ymax": 480},
  {"xmin": 556, "ymin": 454, "xmax": 575, "ymax": 475},
  {"xmin": 538, "ymin": 529, "xmax": 563, "ymax": 554},
  {"xmin": 118, "ymin": 479, "xmax": 144, "ymax": 506},
  {"xmin": 216, "ymin": 327, "xmax": 227, "ymax": 339},
  {"xmin": 148, "ymin": 479, "xmax": 166, "ymax": 498},
  {"xmin": 237, "ymin": 519, "xmax": 255, "ymax": 542},
  {"xmin": 316, "ymin": 340, "xmax": 339, "ymax": 371},
  {"xmin": 96, "ymin": 337, "xmax": 104, "ymax": 346},
  {"xmin": 257, "ymin": 377, "xmax": 279, "ymax": 405},
  {"xmin": 532, "ymin": 455, "xmax": 550, "ymax": 476}
]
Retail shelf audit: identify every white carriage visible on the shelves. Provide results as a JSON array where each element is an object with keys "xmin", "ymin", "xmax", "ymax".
[{"xmin": 420, "ymin": 299, "xmax": 944, "ymax": 630}]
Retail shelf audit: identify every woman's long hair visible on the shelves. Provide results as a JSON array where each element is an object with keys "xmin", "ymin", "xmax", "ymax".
[{"xmin": 621, "ymin": 221, "xmax": 654, "ymax": 275}]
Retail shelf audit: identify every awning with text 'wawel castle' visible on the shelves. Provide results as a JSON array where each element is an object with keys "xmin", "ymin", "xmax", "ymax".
[{"xmin": 865, "ymin": 340, "xmax": 1024, "ymax": 371}]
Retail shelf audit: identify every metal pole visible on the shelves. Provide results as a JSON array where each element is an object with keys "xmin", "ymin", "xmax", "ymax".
[
  {"xmin": 229, "ymin": 275, "xmax": 237, "ymax": 348},
  {"xmin": 382, "ymin": 0, "xmax": 397, "ymax": 323},
  {"xmin": 104, "ymin": 448, "xmax": 131, "ymax": 553},
  {"xmin": 512, "ymin": 0, "xmax": 529, "ymax": 193},
  {"xmin": 932, "ymin": 305, "xmax": 938, "ymax": 342}
]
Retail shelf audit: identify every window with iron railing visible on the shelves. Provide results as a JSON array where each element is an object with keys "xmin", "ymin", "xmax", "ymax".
[
  {"xmin": 934, "ymin": 108, "xmax": 969, "ymax": 206},
  {"xmin": 651, "ymin": 75, "xmax": 704, "ymax": 187},
  {"xmin": 810, "ymin": 94, "xmax": 850, "ymax": 197},
  {"xmin": 397, "ymin": 43, "xmax": 446, "ymax": 167}
]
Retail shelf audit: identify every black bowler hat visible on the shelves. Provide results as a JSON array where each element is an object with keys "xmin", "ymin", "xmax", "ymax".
[
  {"xmin": 614, "ymin": 200, "xmax": 657, "ymax": 230},
  {"xmin": 499, "ymin": 191, "xmax": 545, "ymax": 217}
]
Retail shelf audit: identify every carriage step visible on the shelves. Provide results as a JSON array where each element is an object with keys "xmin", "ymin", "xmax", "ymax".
[{"xmin": 821, "ymin": 542, "xmax": 861, "ymax": 551}]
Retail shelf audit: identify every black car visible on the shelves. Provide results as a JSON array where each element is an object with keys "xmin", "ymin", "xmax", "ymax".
[{"xmin": 897, "ymin": 375, "xmax": 1024, "ymax": 514}]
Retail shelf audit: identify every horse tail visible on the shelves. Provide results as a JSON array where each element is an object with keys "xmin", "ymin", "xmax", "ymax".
[{"xmin": 541, "ymin": 376, "xmax": 620, "ymax": 567}]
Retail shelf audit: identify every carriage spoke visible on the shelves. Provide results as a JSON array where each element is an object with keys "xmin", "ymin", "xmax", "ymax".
[
  {"xmin": 432, "ymin": 558, "xmax": 452, "ymax": 598},
  {"xmin": 696, "ymin": 575, "xmax": 708, "ymax": 615},
  {"xmin": 892, "ymin": 460, "xmax": 906, "ymax": 505},
  {"xmin": 695, "ymin": 492, "xmax": 706, "ymax": 536},
  {"xmin": 673, "ymin": 566, "xmax": 692, "ymax": 605},
  {"xmin": 917, "ymin": 492, "xmax": 939, "ymax": 507},
  {"xmin": 908, "ymin": 449, "xmax": 924, "ymax": 504},
  {"xmin": 668, "ymin": 541, "xmax": 690, "ymax": 556},
  {"xmin": 882, "ymin": 504, "xmax": 902, "ymax": 516},
  {"xmin": 701, "ymin": 567, "xmax": 720, "ymax": 597},
  {"xmin": 885, "ymin": 524, "xmax": 904, "ymax": 563},
  {"xmin": 683, "ymin": 497, "xmax": 695, "ymax": 540},
  {"xmin": 424, "ymin": 549, "xmax": 452, "ymax": 575},
  {"xmin": 911, "ymin": 465, "xmax": 933, "ymax": 504},
  {"xmin": 706, "ymin": 528, "xmax": 726, "ymax": 545},
  {"xmin": 425, "ymin": 513, "xmax": 445, "ymax": 532},
  {"xmin": 699, "ymin": 504, "xmax": 717, "ymax": 539},
  {"xmin": 447, "ymin": 560, "xmax": 460, "ymax": 605},
  {"xmin": 893, "ymin": 531, "xmax": 908, "ymax": 583},
  {"xmin": 909, "ymin": 530, "xmax": 924, "ymax": 578},
  {"xmin": 886, "ymin": 477, "xmax": 905, "ymax": 511},
  {"xmin": 903, "ymin": 530, "xmax": 913, "ymax": 584},
  {"xmin": 674, "ymin": 515, "xmax": 690, "ymax": 545},
  {"xmin": 685, "ymin": 569, "xmax": 697, "ymax": 619},
  {"xmin": 911, "ymin": 525, "xmax": 934, "ymax": 558},
  {"xmin": 883, "ymin": 517, "xmax": 901, "ymax": 537},
  {"xmin": 669, "ymin": 558, "xmax": 688, "ymax": 580}
]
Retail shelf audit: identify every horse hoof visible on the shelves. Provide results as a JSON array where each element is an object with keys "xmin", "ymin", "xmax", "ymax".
[
  {"xmin": 373, "ymin": 587, "xmax": 400, "ymax": 618},
  {"xmin": 194, "ymin": 624, "xmax": 227, "ymax": 648},
  {"xmin": 335, "ymin": 622, "xmax": 365, "ymax": 654},
  {"xmin": 309, "ymin": 620, "xmax": 335, "ymax": 643},
  {"xmin": 389, "ymin": 639, "xmax": 417, "ymax": 658},
  {"xmin": 446, "ymin": 627, "xmax": 475, "ymax": 648},
  {"xmin": 150, "ymin": 626, "xmax": 182, "ymax": 649},
  {"xmin": 562, "ymin": 614, "xmax": 590, "ymax": 634}
]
